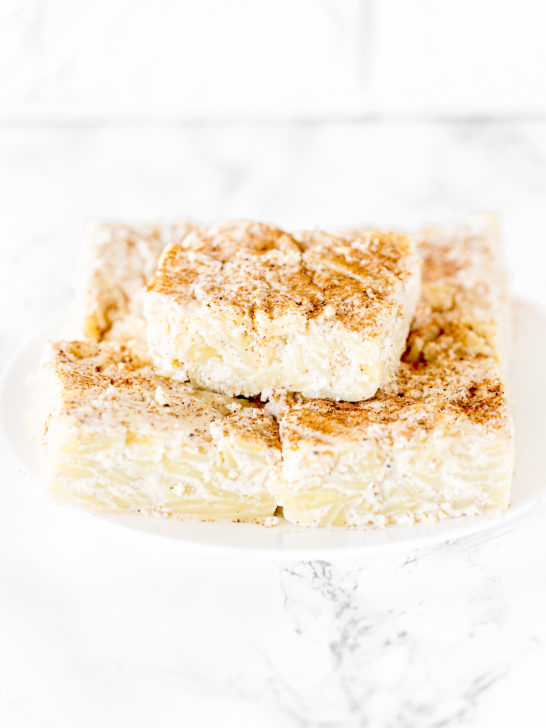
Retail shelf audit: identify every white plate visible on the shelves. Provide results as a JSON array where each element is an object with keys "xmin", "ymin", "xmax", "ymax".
[{"xmin": 1, "ymin": 300, "xmax": 545, "ymax": 558}]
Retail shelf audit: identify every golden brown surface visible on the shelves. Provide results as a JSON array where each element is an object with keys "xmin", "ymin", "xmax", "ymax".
[
  {"xmin": 405, "ymin": 215, "xmax": 507, "ymax": 365},
  {"xmin": 148, "ymin": 219, "xmax": 418, "ymax": 334},
  {"xmin": 276, "ymin": 215, "xmax": 511, "ymax": 447},
  {"xmin": 275, "ymin": 357, "xmax": 509, "ymax": 449},
  {"xmin": 45, "ymin": 340, "xmax": 280, "ymax": 450}
]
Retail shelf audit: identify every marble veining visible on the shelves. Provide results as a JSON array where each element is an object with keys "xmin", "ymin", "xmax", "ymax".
[{"xmin": 266, "ymin": 536, "xmax": 541, "ymax": 727}]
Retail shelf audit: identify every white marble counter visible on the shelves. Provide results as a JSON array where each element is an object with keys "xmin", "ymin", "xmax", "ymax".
[{"xmin": 1, "ymin": 120, "xmax": 546, "ymax": 727}]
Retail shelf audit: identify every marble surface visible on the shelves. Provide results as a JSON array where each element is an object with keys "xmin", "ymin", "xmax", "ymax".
[{"xmin": 1, "ymin": 119, "xmax": 546, "ymax": 727}]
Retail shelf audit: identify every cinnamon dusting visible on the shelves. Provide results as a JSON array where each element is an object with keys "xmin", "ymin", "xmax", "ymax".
[{"xmin": 148, "ymin": 220, "xmax": 419, "ymax": 335}]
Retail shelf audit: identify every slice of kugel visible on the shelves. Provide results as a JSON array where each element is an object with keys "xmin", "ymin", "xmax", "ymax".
[
  {"xmin": 144, "ymin": 220, "xmax": 421, "ymax": 401},
  {"xmin": 269, "ymin": 214, "xmax": 514, "ymax": 527},
  {"xmin": 36, "ymin": 340, "xmax": 281, "ymax": 522}
]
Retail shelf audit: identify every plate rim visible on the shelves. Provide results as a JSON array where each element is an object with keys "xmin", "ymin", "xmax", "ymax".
[{"xmin": 2, "ymin": 301, "xmax": 545, "ymax": 558}]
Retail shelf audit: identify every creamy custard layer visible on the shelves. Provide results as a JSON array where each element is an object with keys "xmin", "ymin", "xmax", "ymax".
[
  {"xmin": 144, "ymin": 220, "xmax": 421, "ymax": 401},
  {"xmin": 37, "ymin": 340, "xmax": 281, "ymax": 521}
]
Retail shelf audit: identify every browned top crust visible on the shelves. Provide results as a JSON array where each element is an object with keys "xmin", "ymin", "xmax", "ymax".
[
  {"xmin": 148, "ymin": 220, "xmax": 419, "ymax": 334},
  {"xmin": 42, "ymin": 340, "xmax": 280, "ymax": 450},
  {"xmin": 405, "ymin": 214, "xmax": 508, "ymax": 365},
  {"xmin": 275, "ymin": 356, "xmax": 510, "ymax": 448},
  {"xmin": 275, "ymin": 215, "xmax": 511, "ymax": 446}
]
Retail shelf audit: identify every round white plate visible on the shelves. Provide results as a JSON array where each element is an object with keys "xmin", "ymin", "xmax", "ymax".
[{"xmin": 1, "ymin": 300, "xmax": 545, "ymax": 558}]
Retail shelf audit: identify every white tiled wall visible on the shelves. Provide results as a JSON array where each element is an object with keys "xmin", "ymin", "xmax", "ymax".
[
  {"xmin": 2, "ymin": 0, "xmax": 545, "ymax": 120},
  {"xmin": 0, "ymin": 0, "xmax": 366, "ymax": 121},
  {"xmin": 368, "ymin": 0, "xmax": 546, "ymax": 116}
]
